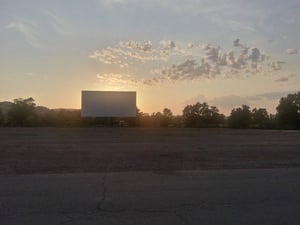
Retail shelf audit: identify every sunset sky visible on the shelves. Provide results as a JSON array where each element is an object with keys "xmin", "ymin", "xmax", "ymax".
[{"xmin": 1, "ymin": 0, "xmax": 299, "ymax": 115}]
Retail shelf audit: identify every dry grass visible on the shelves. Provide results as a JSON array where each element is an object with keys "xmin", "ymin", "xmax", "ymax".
[{"xmin": 0, "ymin": 128, "xmax": 299, "ymax": 175}]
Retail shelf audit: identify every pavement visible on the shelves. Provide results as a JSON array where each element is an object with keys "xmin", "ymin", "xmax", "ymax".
[{"xmin": 1, "ymin": 168, "xmax": 300, "ymax": 225}]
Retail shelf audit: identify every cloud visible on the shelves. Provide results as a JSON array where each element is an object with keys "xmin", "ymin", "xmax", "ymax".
[
  {"xmin": 96, "ymin": 73, "xmax": 160, "ymax": 87},
  {"xmin": 275, "ymin": 77, "xmax": 289, "ymax": 82},
  {"xmin": 91, "ymin": 39, "xmax": 284, "ymax": 85},
  {"xmin": 256, "ymin": 90, "xmax": 300, "ymax": 101},
  {"xmin": 187, "ymin": 43, "xmax": 194, "ymax": 49},
  {"xmin": 157, "ymin": 59, "xmax": 213, "ymax": 81},
  {"xmin": 286, "ymin": 48, "xmax": 298, "ymax": 55},
  {"xmin": 96, "ymin": 73, "xmax": 133, "ymax": 84},
  {"xmin": 121, "ymin": 40, "xmax": 153, "ymax": 52},
  {"xmin": 245, "ymin": 96, "xmax": 261, "ymax": 101},
  {"xmin": 100, "ymin": 0, "xmax": 129, "ymax": 7},
  {"xmin": 208, "ymin": 91, "xmax": 298, "ymax": 115},
  {"xmin": 4, "ymin": 21, "xmax": 41, "ymax": 48},
  {"xmin": 210, "ymin": 95, "xmax": 249, "ymax": 109},
  {"xmin": 203, "ymin": 44, "xmax": 221, "ymax": 63},
  {"xmin": 159, "ymin": 40, "xmax": 176, "ymax": 50},
  {"xmin": 269, "ymin": 61, "xmax": 285, "ymax": 71},
  {"xmin": 249, "ymin": 48, "xmax": 263, "ymax": 62},
  {"xmin": 90, "ymin": 39, "xmax": 192, "ymax": 69},
  {"xmin": 90, "ymin": 40, "xmax": 184, "ymax": 67},
  {"xmin": 233, "ymin": 38, "xmax": 245, "ymax": 48},
  {"xmin": 141, "ymin": 78, "xmax": 160, "ymax": 86},
  {"xmin": 257, "ymin": 91, "xmax": 289, "ymax": 100},
  {"xmin": 205, "ymin": 43, "xmax": 265, "ymax": 70},
  {"xmin": 240, "ymin": 90, "xmax": 300, "ymax": 103},
  {"xmin": 24, "ymin": 72, "xmax": 35, "ymax": 77},
  {"xmin": 288, "ymin": 73, "xmax": 297, "ymax": 78},
  {"xmin": 154, "ymin": 43, "xmax": 270, "ymax": 81},
  {"xmin": 44, "ymin": 11, "xmax": 72, "ymax": 36},
  {"xmin": 183, "ymin": 94, "xmax": 208, "ymax": 105}
]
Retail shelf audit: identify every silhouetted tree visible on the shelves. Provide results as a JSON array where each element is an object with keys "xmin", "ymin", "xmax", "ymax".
[
  {"xmin": 0, "ymin": 108, "xmax": 3, "ymax": 126},
  {"xmin": 267, "ymin": 113, "xmax": 278, "ymax": 129},
  {"xmin": 116, "ymin": 107, "xmax": 139, "ymax": 127},
  {"xmin": 161, "ymin": 108, "xmax": 173, "ymax": 127},
  {"xmin": 135, "ymin": 108, "xmax": 145, "ymax": 126},
  {"xmin": 228, "ymin": 105, "xmax": 251, "ymax": 128},
  {"xmin": 51, "ymin": 109, "xmax": 81, "ymax": 126},
  {"xmin": 172, "ymin": 115, "xmax": 184, "ymax": 127},
  {"xmin": 276, "ymin": 92, "xmax": 300, "ymax": 129},
  {"xmin": 251, "ymin": 108, "xmax": 270, "ymax": 128},
  {"xmin": 148, "ymin": 108, "xmax": 174, "ymax": 127},
  {"xmin": 135, "ymin": 108, "xmax": 175, "ymax": 127},
  {"xmin": 203, "ymin": 105, "xmax": 225, "ymax": 125},
  {"xmin": 149, "ymin": 112, "xmax": 162, "ymax": 127},
  {"xmin": 135, "ymin": 107, "xmax": 152, "ymax": 127},
  {"xmin": 182, "ymin": 103, "xmax": 201, "ymax": 127},
  {"xmin": 163, "ymin": 108, "xmax": 172, "ymax": 117},
  {"xmin": 7, "ymin": 97, "xmax": 36, "ymax": 126},
  {"xmin": 183, "ymin": 102, "xmax": 224, "ymax": 127}
]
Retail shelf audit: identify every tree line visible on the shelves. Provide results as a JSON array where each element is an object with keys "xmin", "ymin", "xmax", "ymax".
[{"xmin": 0, "ymin": 92, "xmax": 299, "ymax": 129}]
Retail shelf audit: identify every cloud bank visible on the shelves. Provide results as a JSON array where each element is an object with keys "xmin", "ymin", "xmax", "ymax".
[{"xmin": 91, "ymin": 39, "xmax": 284, "ymax": 86}]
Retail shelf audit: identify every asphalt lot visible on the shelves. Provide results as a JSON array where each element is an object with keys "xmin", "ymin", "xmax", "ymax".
[
  {"xmin": 1, "ymin": 168, "xmax": 300, "ymax": 225},
  {"xmin": 0, "ymin": 128, "xmax": 299, "ymax": 224}
]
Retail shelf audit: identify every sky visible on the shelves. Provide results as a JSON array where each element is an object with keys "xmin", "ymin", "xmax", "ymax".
[{"xmin": 1, "ymin": 0, "xmax": 299, "ymax": 115}]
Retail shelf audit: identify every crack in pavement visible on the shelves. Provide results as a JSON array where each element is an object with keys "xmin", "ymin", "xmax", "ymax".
[
  {"xmin": 57, "ymin": 174, "xmax": 110, "ymax": 225},
  {"xmin": 95, "ymin": 174, "xmax": 194, "ymax": 225},
  {"xmin": 97, "ymin": 174, "xmax": 107, "ymax": 211},
  {"xmin": 94, "ymin": 173, "xmax": 270, "ymax": 225}
]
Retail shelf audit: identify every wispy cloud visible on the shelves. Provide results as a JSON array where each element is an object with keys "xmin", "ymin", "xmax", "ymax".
[
  {"xmin": 24, "ymin": 72, "xmax": 34, "ymax": 77},
  {"xmin": 268, "ymin": 61, "xmax": 285, "ymax": 71},
  {"xmin": 257, "ymin": 91, "xmax": 295, "ymax": 100},
  {"xmin": 275, "ymin": 77, "xmax": 289, "ymax": 82},
  {"xmin": 286, "ymin": 48, "xmax": 298, "ymax": 55},
  {"xmin": 182, "ymin": 94, "xmax": 208, "ymax": 105},
  {"xmin": 210, "ymin": 95, "xmax": 249, "ymax": 109},
  {"xmin": 44, "ymin": 11, "xmax": 72, "ymax": 36},
  {"xmin": 102, "ymin": 0, "xmax": 128, "ymax": 7},
  {"xmin": 97, "ymin": 73, "xmax": 135, "ymax": 85},
  {"xmin": 96, "ymin": 73, "xmax": 161, "ymax": 87},
  {"xmin": 4, "ymin": 21, "xmax": 41, "ymax": 48},
  {"xmin": 274, "ymin": 73, "xmax": 298, "ymax": 82},
  {"xmin": 90, "ymin": 39, "xmax": 184, "ymax": 67},
  {"xmin": 245, "ymin": 95, "xmax": 261, "ymax": 101},
  {"xmin": 229, "ymin": 90, "xmax": 300, "ymax": 103}
]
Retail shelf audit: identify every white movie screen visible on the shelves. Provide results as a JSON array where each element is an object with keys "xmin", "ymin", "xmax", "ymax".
[{"xmin": 81, "ymin": 91, "xmax": 136, "ymax": 117}]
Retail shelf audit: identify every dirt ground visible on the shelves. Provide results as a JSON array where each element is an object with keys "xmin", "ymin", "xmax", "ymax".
[{"xmin": 0, "ymin": 128, "xmax": 299, "ymax": 175}]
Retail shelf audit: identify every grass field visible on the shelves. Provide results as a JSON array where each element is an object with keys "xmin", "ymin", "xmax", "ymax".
[{"xmin": 0, "ymin": 128, "xmax": 299, "ymax": 175}]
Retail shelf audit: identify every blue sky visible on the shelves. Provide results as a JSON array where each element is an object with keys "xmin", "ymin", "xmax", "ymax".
[{"xmin": 1, "ymin": 0, "xmax": 299, "ymax": 114}]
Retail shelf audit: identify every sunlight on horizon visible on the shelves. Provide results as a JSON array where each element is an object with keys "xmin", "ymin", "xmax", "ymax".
[{"xmin": 0, "ymin": 1, "xmax": 299, "ymax": 115}]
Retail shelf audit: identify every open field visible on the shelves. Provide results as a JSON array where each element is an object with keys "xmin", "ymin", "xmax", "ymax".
[{"xmin": 0, "ymin": 128, "xmax": 300, "ymax": 175}]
